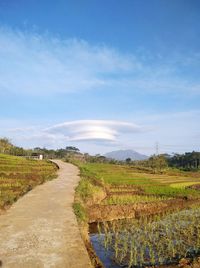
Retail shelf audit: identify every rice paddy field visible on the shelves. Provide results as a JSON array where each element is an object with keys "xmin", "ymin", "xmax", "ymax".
[
  {"xmin": 0, "ymin": 154, "xmax": 57, "ymax": 208},
  {"xmin": 91, "ymin": 206, "xmax": 200, "ymax": 267},
  {"xmin": 81, "ymin": 163, "xmax": 200, "ymax": 202},
  {"xmin": 78, "ymin": 163, "xmax": 200, "ymax": 267}
]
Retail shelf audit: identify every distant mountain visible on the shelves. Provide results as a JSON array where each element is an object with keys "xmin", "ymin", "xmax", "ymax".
[{"xmin": 104, "ymin": 149, "xmax": 148, "ymax": 161}]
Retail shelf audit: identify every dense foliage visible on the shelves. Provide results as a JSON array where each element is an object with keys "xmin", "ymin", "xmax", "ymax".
[
  {"xmin": 132, "ymin": 152, "xmax": 200, "ymax": 172},
  {"xmin": 0, "ymin": 138, "xmax": 80, "ymax": 159},
  {"xmin": 168, "ymin": 152, "xmax": 200, "ymax": 170}
]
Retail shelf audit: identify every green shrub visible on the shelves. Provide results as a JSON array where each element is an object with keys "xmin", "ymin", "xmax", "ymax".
[{"xmin": 73, "ymin": 202, "xmax": 87, "ymax": 222}]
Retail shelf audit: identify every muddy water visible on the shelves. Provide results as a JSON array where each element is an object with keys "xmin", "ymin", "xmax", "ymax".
[
  {"xmin": 89, "ymin": 207, "xmax": 200, "ymax": 268},
  {"xmin": 90, "ymin": 234, "xmax": 120, "ymax": 268},
  {"xmin": 89, "ymin": 222, "xmax": 123, "ymax": 267}
]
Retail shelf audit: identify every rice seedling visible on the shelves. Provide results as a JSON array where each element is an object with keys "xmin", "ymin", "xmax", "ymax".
[
  {"xmin": 80, "ymin": 163, "xmax": 200, "ymax": 266},
  {"xmin": 95, "ymin": 207, "xmax": 200, "ymax": 267},
  {"xmin": 170, "ymin": 182, "xmax": 200, "ymax": 188},
  {"xmin": 102, "ymin": 194, "xmax": 171, "ymax": 205},
  {"xmin": 80, "ymin": 163, "xmax": 200, "ymax": 201}
]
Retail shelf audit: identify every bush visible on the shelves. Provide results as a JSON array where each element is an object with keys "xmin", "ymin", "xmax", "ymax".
[{"xmin": 73, "ymin": 202, "xmax": 87, "ymax": 222}]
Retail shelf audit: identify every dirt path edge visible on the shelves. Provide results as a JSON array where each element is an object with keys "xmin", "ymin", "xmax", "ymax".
[{"xmin": 0, "ymin": 160, "xmax": 92, "ymax": 268}]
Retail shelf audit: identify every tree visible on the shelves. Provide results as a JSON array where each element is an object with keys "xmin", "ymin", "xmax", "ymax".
[
  {"xmin": 168, "ymin": 151, "xmax": 200, "ymax": 170},
  {"xmin": 148, "ymin": 155, "xmax": 168, "ymax": 173},
  {"xmin": 125, "ymin": 158, "xmax": 132, "ymax": 164},
  {"xmin": 9, "ymin": 146, "xmax": 25, "ymax": 156},
  {"xmin": 65, "ymin": 146, "xmax": 80, "ymax": 153},
  {"xmin": 0, "ymin": 138, "xmax": 13, "ymax": 153},
  {"xmin": 157, "ymin": 155, "xmax": 168, "ymax": 172}
]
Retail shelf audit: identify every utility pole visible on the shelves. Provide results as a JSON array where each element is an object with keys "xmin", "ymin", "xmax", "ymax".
[{"xmin": 155, "ymin": 142, "xmax": 159, "ymax": 155}]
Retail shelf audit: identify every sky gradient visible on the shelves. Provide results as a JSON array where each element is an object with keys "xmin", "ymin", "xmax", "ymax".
[{"xmin": 0, "ymin": 0, "xmax": 199, "ymax": 155}]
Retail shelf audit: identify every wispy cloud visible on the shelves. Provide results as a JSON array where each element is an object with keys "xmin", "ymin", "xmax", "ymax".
[
  {"xmin": 0, "ymin": 27, "xmax": 199, "ymax": 97},
  {"xmin": 0, "ymin": 27, "xmax": 140, "ymax": 96}
]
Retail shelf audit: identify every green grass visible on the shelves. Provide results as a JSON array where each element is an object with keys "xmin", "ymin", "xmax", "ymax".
[
  {"xmin": 75, "ymin": 177, "xmax": 102, "ymax": 202},
  {"xmin": 73, "ymin": 202, "xmax": 87, "ymax": 222},
  {"xmin": 78, "ymin": 163, "xmax": 200, "ymax": 199},
  {"xmin": 80, "ymin": 163, "xmax": 154, "ymax": 185},
  {"xmin": 76, "ymin": 166, "xmax": 105, "ymax": 200},
  {"xmin": 143, "ymin": 185, "xmax": 199, "ymax": 198},
  {"xmin": 73, "ymin": 164, "xmax": 106, "ymax": 222},
  {"xmin": 170, "ymin": 182, "xmax": 200, "ymax": 188},
  {"xmin": 0, "ymin": 154, "xmax": 58, "ymax": 208}
]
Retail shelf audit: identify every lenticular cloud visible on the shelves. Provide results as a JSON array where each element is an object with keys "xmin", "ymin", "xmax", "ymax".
[{"xmin": 46, "ymin": 120, "xmax": 141, "ymax": 142}]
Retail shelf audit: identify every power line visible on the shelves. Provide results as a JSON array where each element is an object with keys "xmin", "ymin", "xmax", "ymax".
[
  {"xmin": 127, "ymin": 143, "xmax": 199, "ymax": 153},
  {"xmin": 160, "ymin": 144, "xmax": 197, "ymax": 148}
]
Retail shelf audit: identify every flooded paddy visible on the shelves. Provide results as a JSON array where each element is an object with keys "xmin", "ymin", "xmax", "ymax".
[{"xmin": 89, "ymin": 206, "xmax": 200, "ymax": 268}]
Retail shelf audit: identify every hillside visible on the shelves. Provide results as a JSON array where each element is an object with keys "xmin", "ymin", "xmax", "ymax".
[
  {"xmin": 0, "ymin": 154, "xmax": 57, "ymax": 209},
  {"xmin": 104, "ymin": 149, "xmax": 148, "ymax": 161}
]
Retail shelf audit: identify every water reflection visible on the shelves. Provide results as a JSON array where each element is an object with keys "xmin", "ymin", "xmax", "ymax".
[{"xmin": 90, "ymin": 207, "xmax": 200, "ymax": 268}]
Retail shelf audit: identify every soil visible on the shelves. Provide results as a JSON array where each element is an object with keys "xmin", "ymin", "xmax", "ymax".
[
  {"xmin": 87, "ymin": 198, "xmax": 200, "ymax": 223},
  {"xmin": 188, "ymin": 184, "xmax": 200, "ymax": 190}
]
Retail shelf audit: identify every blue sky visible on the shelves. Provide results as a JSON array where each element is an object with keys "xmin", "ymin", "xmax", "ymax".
[{"xmin": 0, "ymin": 0, "xmax": 199, "ymax": 155}]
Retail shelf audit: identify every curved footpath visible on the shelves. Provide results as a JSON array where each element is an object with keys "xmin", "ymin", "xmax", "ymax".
[{"xmin": 0, "ymin": 160, "xmax": 92, "ymax": 268}]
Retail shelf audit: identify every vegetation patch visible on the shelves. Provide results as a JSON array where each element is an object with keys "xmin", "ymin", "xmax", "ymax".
[
  {"xmin": 0, "ymin": 154, "xmax": 57, "ymax": 209},
  {"xmin": 170, "ymin": 182, "xmax": 200, "ymax": 188},
  {"xmin": 95, "ymin": 206, "xmax": 200, "ymax": 267},
  {"xmin": 102, "ymin": 194, "xmax": 171, "ymax": 205},
  {"xmin": 73, "ymin": 160, "xmax": 200, "ymax": 267},
  {"xmin": 80, "ymin": 163, "xmax": 200, "ymax": 199},
  {"xmin": 73, "ymin": 162, "xmax": 200, "ymax": 223},
  {"xmin": 73, "ymin": 163, "xmax": 107, "ymax": 224},
  {"xmin": 73, "ymin": 202, "xmax": 87, "ymax": 223}
]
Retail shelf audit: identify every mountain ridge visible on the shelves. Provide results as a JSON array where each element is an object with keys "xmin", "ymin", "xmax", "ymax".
[{"xmin": 104, "ymin": 149, "xmax": 148, "ymax": 161}]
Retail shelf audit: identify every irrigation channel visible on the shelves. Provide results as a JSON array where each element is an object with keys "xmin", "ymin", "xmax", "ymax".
[{"xmin": 89, "ymin": 205, "xmax": 200, "ymax": 268}]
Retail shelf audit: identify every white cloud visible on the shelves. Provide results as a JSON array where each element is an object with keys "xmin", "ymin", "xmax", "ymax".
[
  {"xmin": 1, "ymin": 119, "xmax": 143, "ymax": 150},
  {"xmin": 0, "ymin": 27, "xmax": 199, "ymax": 96},
  {"xmin": 1, "ymin": 112, "xmax": 199, "ymax": 155},
  {"xmin": 46, "ymin": 120, "xmax": 142, "ymax": 142}
]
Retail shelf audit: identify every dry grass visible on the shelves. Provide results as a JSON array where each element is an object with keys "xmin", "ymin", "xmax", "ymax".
[
  {"xmin": 0, "ymin": 154, "xmax": 57, "ymax": 208},
  {"xmin": 102, "ymin": 194, "xmax": 171, "ymax": 205}
]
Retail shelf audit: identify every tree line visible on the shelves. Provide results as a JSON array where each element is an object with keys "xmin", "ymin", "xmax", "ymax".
[
  {"xmin": 0, "ymin": 138, "xmax": 80, "ymax": 159},
  {"xmin": 168, "ymin": 152, "xmax": 200, "ymax": 170},
  {"xmin": 1, "ymin": 137, "xmax": 199, "ymax": 171},
  {"xmin": 130, "ymin": 152, "xmax": 200, "ymax": 172}
]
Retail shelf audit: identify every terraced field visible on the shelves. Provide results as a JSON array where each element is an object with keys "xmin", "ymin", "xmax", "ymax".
[
  {"xmin": 77, "ymin": 163, "xmax": 200, "ymax": 267},
  {"xmin": 80, "ymin": 163, "xmax": 200, "ymax": 205},
  {"xmin": 0, "ymin": 154, "xmax": 57, "ymax": 208}
]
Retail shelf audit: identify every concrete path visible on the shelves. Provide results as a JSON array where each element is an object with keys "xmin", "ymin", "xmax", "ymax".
[{"xmin": 0, "ymin": 160, "xmax": 92, "ymax": 268}]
